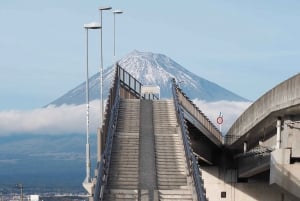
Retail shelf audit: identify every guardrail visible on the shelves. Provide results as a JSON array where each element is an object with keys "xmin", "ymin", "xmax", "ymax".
[
  {"xmin": 94, "ymin": 64, "xmax": 146, "ymax": 201},
  {"xmin": 118, "ymin": 65, "xmax": 159, "ymax": 100},
  {"xmin": 94, "ymin": 64, "xmax": 120, "ymax": 201},
  {"xmin": 172, "ymin": 78, "xmax": 207, "ymax": 201},
  {"xmin": 234, "ymin": 146, "xmax": 274, "ymax": 159},
  {"xmin": 176, "ymin": 87, "xmax": 222, "ymax": 144},
  {"xmin": 118, "ymin": 66, "xmax": 142, "ymax": 98}
]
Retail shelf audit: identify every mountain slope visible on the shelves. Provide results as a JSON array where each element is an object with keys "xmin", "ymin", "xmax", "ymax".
[{"xmin": 48, "ymin": 50, "xmax": 247, "ymax": 106}]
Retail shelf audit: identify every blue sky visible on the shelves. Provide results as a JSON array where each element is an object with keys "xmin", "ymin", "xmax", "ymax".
[{"xmin": 1, "ymin": 1, "xmax": 299, "ymax": 110}]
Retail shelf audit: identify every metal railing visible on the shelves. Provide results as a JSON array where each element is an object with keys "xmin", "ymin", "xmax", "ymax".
[
  {"xmin": 118, "ymin": 66, "xmax": 142, "ymax": 98},
  {"xmin": 172, "ymin": 78, "xmax": 207, "ymax": 201},
  {"xmin": 94, "ymin": 64, "xmax": 144, "ymax": 201},
  {"xmin": 234, "ymin": 146, "xmax": 274, "ymax": 159},
  {"xmin": 176, "ymin": 86, "xmax": 222, "ymax": 144},
  {"xmin": 142, "ymin": 93, "xmax": 159, "ymax": 100},
  {"xmin": 93, "ymin": 65, "xmax": 121, "ymax": 201},
  {"xmin": 118, "ymin": 65, "xmax": 159, "ymax": 100}
]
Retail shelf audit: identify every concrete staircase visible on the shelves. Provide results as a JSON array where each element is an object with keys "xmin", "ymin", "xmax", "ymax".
[
  {"xmin": 103, "ymin": 99, "xmax": 196, "ymax": 201},
  {"xmin": 153, "ymin": 100, "xmax": 195, "ymax": 201},
  {"xmin": 104, "ymin": 99, "xmax": 140, "ymax": 201}
]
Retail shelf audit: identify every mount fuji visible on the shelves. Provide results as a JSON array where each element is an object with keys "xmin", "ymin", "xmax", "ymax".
[
  {"xmin": 0, "ymin": 51, "xmax": 250, "ymax": 191},
  {"xmin": 48, "ymin": 50, "xmax": 247, "ymax": 106}
]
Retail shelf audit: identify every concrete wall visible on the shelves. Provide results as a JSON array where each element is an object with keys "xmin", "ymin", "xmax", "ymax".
[
  {"xmin": 227, "ymin": 73, "xmax": 300, "ymax": 143},
  {"xmin": 201, "ymin": 166, "xmax": 298, "ymax": 201},
  {"xmin": 270, "ymin": 149, "xmax": 300, "ymax": 199},
  {"xmin": 238, "ymin": 154, "xmax": 270, "ymax": 178},
  {"xmin": 281, "ymin": 116, "xmax": 300, "ymax": 158}
]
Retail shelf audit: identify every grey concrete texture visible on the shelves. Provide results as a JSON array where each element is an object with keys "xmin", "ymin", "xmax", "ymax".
[
  {"xmin": 270, "ymin": 149, "xmax": 300, "ymax": 199},
  {"xmin": 104, "ymin": 99, "xmax": 196, "ymax": 200},
  {"xmin": 139, "ymin": 100, "xmax": 157, "ymax": 190},
  {"xmin": 227, "ymin": 73, "xmax": 300, "ymax": 141},
  {"xmin": 202, "ymin": 166, "xmax": 299, "ymax": 201}
]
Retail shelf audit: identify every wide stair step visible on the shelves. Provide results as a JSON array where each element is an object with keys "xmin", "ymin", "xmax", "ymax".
[
  {"xmin": 103, "ymin": 99, "xmax": 198, "ymax": 200},
  {"xmin": 104, "ymin": 99, "xmax": 140, "ymax": 199},
  {"xmin": 153, "ymin": 100, "xmax": 195, "ymax": 200},
  {"xmin": 159, "ymin": 189, "xmax": 194, "ymax": 201},
  {"xmin": 103, "ymin": 189, "xmax": 139, "ymax": 201}
]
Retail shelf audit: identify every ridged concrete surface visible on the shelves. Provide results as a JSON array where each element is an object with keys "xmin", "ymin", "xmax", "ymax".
[
  {"xmin": 103, "ymin": 99, "xmax": 196, "ymax": 201},
  {"xmin": 104, "ymin": 99, "xmax": 140, "ymax": 201},
  {"xmin": 153, "ymin": 100, "xmax": 194, "ymax": 201}
]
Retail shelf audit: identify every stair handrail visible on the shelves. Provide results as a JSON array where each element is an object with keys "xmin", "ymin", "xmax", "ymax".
[
  {"xmin": 94, "ymin": 64, "xmax": 121, "ymax": 201},
  {"xmin": 171, "ymin": 78, "xmax": 207, "ymax": 201},
  {"xmin": 118, "ymin": 64, "xmax": 143, "ymax": 98},
  {"xmin": 176, "ymin": 86, "xmax": 222, "ymax": 144}
]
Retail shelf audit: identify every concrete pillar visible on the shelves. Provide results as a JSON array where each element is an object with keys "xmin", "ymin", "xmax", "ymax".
[
  {"xmin": 101, "ymin": 129, "xmax": 106, "ymax": 154},
  {"xmin": 282, "ymin": 116, "xmax": 300, "ymax": 158},
  {"xmin": 97, "ymin": 128, "xmax": 102, "ymax": 163},
  {"xmin": 276, "ymin": 118, "xmax": 281, "ymax": 149},
  {"xmin": 243, "ymin": 141, "xmax": 247, "ymax": 153}
]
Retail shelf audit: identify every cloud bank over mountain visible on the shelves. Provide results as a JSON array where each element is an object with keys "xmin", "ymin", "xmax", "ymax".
[
  {"xmin": 0, "ymin": 101, "xmax": 101, "ymax": 136},
  {"xmin": 0, "ymin": 100, "xmax": 251, "ymax": 136}
]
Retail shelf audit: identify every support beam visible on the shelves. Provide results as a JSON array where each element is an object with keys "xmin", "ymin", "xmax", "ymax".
[
  {"xmin": 276, "ymin": 118, "xmax": 282, "ymax": 149},
  {"xmin": 97, "ymin": 128, "xmax": 102, "ymax": 164},
  {"xmin": 243, "ymin": 141, "xmax": 247, "ymax": 153}
]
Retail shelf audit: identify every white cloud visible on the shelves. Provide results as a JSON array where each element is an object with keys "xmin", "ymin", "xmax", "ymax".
[
  {"xmin": 192, "ymin": 99, "xmax": 252, "ymax": 134},
  {"xmin": 0, "ymin": 100, "xmax": 102, "ymax": 136},
  {"xmin": 0, "ymin": 99, "xmax": 251, "ymax": 136}
]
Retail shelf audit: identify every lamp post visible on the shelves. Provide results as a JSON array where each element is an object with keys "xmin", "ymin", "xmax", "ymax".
[
  {"xmin": 83, "ymin": 22, "xmax": 101, "ymax": 196},
  {"xmin": 99, "ymin": 6, "xmax": 112, "ymax": 123},
  {"xmin": 98, "ymin": 7, "xmax": 112, "ymax": 164},
  {"xmin": 113, "ymin": 9, "xmax": 123, "ymax": 62},
  {"xmin": 15, "ymin": 184, "xmax": 23, "ymax": 201}
]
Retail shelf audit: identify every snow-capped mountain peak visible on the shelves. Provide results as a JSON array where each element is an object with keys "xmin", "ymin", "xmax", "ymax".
[
  {"xmin": 118, "ymin": 50, "xmax": 202, "ymax": 88},
  {"xmin": 48, "ymin": 50, "xmax": 247, "ymax": 106}
]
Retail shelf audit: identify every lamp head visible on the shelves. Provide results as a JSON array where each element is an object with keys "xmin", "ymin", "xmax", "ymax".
[
  {"xmin": 99, "ymin": 6, "xmax": 112, "ymax": 11},
  {"xmin": 113, "ymin": 9, "xmax": 123, "ymax": 14},
  {"xmin": 84, "ymin": 22, "xmax": 101, "ymax": 29}
]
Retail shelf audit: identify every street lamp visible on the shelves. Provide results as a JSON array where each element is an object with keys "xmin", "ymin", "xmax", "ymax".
[
  {"xmin": 99, "ymin": 6, "xmax": 112, "ymax": 122},
  {"xmin": 83, "ymin": 22, "xmax": 101, "ymax": 196},
  {"xmin": 15, "ymin": 184, "xmax": 23, "ymax": 201},
  {"xmin": 98, "ymin": 7, "xmax": 112, "ymax": 164},
  {"xmin": 113, "ymin": 9, "xmax": 123, "ymax": 62}
]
